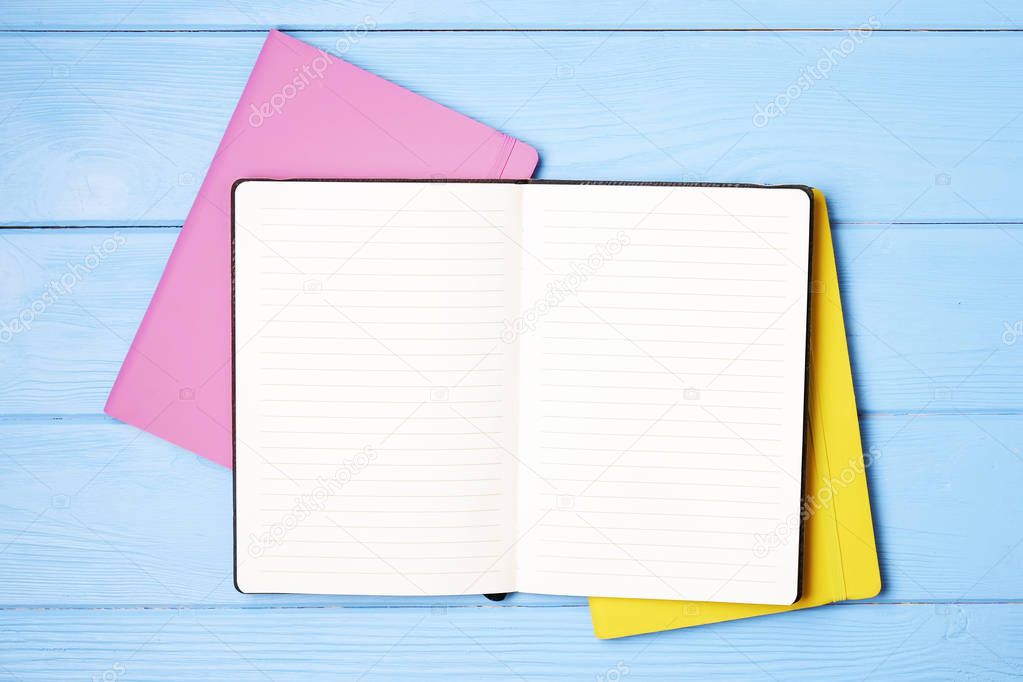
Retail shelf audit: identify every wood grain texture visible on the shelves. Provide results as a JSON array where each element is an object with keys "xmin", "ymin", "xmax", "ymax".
[
  {"xmin": 0, "ymin": 414, "xmax": 1020, "ymax": 607},
  {"xmin": 2, "ymin": 604, "xmax": 1022, "ymax": 681},
  {"xmin": 3, "ymin": 0, "xmax": 1023, "ymax": 30},
  {"xmin": 1, "ymin": 7, "xmax": 1022, "ymax": 678},
  {"xmin": 1, "ymin": 32, "xmax": 1022, "ymax": 225},
  {"xmin": 2, "ymin": 225, "xmax": 1021, "ymax": 415}
]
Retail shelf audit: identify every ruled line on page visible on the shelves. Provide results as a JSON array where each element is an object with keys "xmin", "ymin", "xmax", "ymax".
[
  {"xmin": 234, "ymin": 181, "xmax": 523, "ymax": 596},
  {"xmin": 236, "ymin": 180, "xmax": 810, "ymax": 603},
  {"xmin": 514, "ymin": 183, "xmax": 808, "ymax": 602}
]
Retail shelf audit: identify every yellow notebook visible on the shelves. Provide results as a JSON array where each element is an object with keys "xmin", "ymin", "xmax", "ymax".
[{"xmin": 589, "ymin": 190, "xmax": 881, "ymax": 639}]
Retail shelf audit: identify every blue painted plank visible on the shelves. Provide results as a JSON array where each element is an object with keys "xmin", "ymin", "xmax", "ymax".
[
  {"xmin": 3, "ymin": 225, "xmax": 1022, "ymax": 415},
  {"xmin": 0, "ymin": 228, "xmax": 171, "ymax": 414},
  {"xmin": 0, "ymin": 418, "xmax": 573, "ymax": 608},
  {"xmin": 1, "ymin": 603, "xmax": 1021, "ymax": 680},
  {"xmin": 2, "ymin": 0, "xmax": 1023, "ymax": 30},
  {"xmin": 1, "ymin": 32, "xmax": 1022, "ymax": 224},
  {"xmin": 0, "ymin": 413, "xmax": 1020, "ymax": 607}
]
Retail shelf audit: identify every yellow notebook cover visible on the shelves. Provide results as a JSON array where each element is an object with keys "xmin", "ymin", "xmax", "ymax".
[{"xmin": 589, "ymin": 189, "xmax": 881, "ymax": 639}]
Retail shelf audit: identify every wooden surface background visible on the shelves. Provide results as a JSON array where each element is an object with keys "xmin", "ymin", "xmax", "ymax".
[{"xmin": 1, "ymin": 2, "xmax": 1022, "ymax": 679}]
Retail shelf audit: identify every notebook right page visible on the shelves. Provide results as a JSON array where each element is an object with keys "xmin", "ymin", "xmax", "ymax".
[{"xmin": 515, "ymin": 183, "xmax": 812, "ymax": 604}]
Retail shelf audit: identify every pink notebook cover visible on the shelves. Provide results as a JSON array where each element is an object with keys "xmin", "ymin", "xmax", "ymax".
[{"xmin": 105, "ymin": 30, "xmax": 539, "ymax": 467}]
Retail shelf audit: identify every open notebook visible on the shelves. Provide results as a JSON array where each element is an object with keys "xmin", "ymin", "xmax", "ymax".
[{"xmin": 232, "ymin": 179, "xmax": 814, "ymax": 603}]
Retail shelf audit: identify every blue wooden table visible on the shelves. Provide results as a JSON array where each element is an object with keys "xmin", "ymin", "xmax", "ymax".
[{"xmin": 2, "ymin": 2, "xmax": 1022, "ymax": 679}]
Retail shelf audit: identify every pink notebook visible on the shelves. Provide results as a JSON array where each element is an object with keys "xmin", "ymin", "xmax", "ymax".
[{"xmin": 105, "ymin": 30, "xmax": 539, "ymax": 467}]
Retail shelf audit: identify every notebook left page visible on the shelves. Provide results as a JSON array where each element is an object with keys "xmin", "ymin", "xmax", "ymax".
[{"xmin": 233, "ymin": 180, "xmax": 523, "ymax": 596}]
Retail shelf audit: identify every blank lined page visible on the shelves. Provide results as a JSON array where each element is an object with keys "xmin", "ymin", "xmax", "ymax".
[
  {"xmin": 233, "ymin": 181, "xmax": 523, "ymax": 596},
  {"xmin": 515, "ymin": 184, "xmax": 811, "ymax": 604}
]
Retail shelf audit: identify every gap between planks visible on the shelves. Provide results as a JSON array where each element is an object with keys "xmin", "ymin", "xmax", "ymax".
[
  {"xmin": 2, "ymin": 409, "xmax": 1023, "ymax": 425},
  {"xmin": 4, "ymin": 222, "xmax": 1023, "ymax": 230},
  {"xmin": 3, "ymin": 600, "xmax": 1023, "ymax": 612},
  {"xmin": 3, "ymin": 28, "xmax": 1023, "ymax": 34}
]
